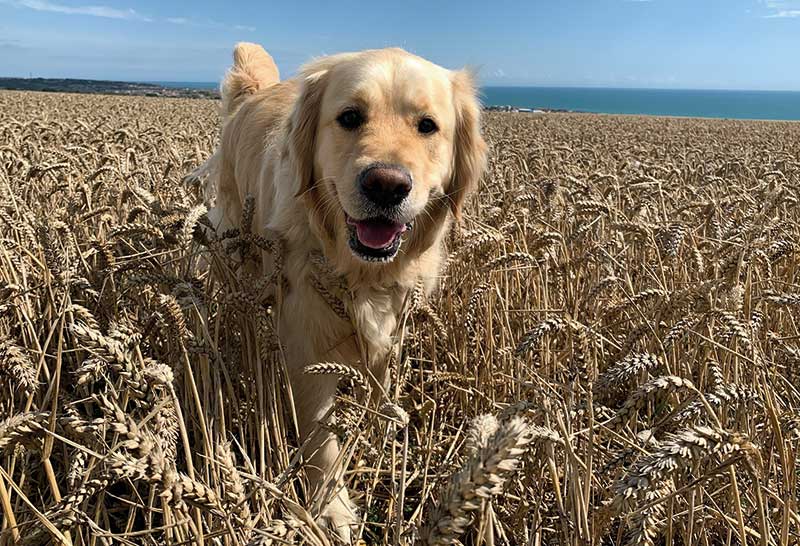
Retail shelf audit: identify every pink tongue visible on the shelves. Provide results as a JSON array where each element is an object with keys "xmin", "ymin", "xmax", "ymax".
[{"xmin": 355, "ymin": 219, "xmax": 405, "ymax": 249}]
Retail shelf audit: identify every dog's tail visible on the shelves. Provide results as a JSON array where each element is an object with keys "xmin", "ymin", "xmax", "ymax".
[{"xmin": 221, "ymin": 42, "xmax": 280, "ymax": 116}]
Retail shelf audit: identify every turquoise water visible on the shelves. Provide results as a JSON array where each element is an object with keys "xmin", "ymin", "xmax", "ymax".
[
  {"xmin": 482, "ymin": 87, "xmax": 800, "ymax": 121},
  {"xmin": 152, "ymin": 81, "xmax": 800, "ymax": 121}
]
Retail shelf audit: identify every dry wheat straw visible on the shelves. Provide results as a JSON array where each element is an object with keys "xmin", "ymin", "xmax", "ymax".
[{"xmin": 1, "ymin": 91, "xmax": 796, "ymax": 546}]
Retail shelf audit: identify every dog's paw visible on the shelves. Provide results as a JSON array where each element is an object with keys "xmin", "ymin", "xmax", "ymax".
[{"xmin": 318, "ymin": 490, "xmax": 359, "ymax": 544}]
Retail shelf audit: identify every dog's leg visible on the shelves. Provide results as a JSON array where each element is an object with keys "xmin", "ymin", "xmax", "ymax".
[
  {"xmin": 289, "ymin": 368, "xmax": 357, "ymax": 541},
  {"xmin": 279, "ymin": 282, "xmax": 360, "ymax": 541}
]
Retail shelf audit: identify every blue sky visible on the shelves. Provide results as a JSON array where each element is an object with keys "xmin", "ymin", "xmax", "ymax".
[{"xmin": 1, "ymin": 0, "xmax": 799, "ymax": 90}]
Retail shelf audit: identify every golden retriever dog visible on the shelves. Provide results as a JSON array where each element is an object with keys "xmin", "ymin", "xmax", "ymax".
[{"xmin": 198, "ymin": 42, "xmax": 487, "ymax": 540}]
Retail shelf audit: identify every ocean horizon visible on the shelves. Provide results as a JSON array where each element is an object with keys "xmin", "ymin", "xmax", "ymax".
[{"xmin": 147, "ymin": 81, "xmax": 800, "ymax": 121}]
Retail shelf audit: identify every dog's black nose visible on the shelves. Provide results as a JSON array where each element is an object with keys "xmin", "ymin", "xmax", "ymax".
[{"xmin": 359, "ymin": 165, "xmax": 412, "ymax": 207}]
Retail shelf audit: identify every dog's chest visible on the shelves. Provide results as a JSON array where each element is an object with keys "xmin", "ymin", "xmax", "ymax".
[
  {"xmin": 280, "ymin": 262, "xmax": 406, "ymax": 374},
  {"xmin": 349, "ymin": 286, "xmax": 404, "ymax": 358}
]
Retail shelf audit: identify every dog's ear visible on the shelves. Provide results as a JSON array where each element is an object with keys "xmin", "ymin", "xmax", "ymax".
[
  {"xmin": 448, "ymin": 70, "xmax": 488, "ymax": 222},
  {"xmin": 289, "ymin": 66, "xmax": 330, "ymax": 198},
  {"xmin": 221, "ymin": 42, "xmax": 280, "ymax": 116}
]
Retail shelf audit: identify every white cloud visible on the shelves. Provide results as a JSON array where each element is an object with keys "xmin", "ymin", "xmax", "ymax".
[
  {"xmin": 764, "ymin": 9, "xmax": 800, "ymax": 16},
  {"xmin": 164, "ymin": 15, "xmax": 255, "ymax": 32},
  {"xmin": 759, "ymin": 0, "xmax": 800, "ymax": 16},
  {"xmin": 6, "ymin": 0, "xmax": 151, "ymax": 20},
  {"xmin": 1, "ymin": 1, "xmax": 255, "ymax": 30},
  {"xmin": 759, "ymin": 0, "xmax": 791, "ymax": 7}
]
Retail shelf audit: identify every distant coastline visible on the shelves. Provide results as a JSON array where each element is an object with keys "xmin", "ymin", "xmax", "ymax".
[
  {"xmin": 0, "ymin": 77, "xmax": 219, "ymax": 99},
  {"xmin": 0, "ymin": 77, "xmax": 576, "ymax": 112},
  {"xmin": 2, "ymin": 78, "xmax": 799, "ymax": 120}
]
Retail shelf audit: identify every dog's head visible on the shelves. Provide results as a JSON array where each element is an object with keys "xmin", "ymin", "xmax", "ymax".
[{"xmin": 289, "ymin": 48, "xmax": 487, "ymax": 264}]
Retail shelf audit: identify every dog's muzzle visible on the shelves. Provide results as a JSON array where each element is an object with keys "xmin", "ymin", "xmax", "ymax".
[{"xmin": 345, "ymin": 164, "xmax": 414, "ymax": 263}]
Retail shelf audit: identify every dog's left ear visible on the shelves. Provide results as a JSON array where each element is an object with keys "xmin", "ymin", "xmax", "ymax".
[
  {"xmin": 448, "ymin": 70, "xmax": 488, "ymax": 222},
  {"xmin": 289, "ymin": 67, "xmax": 329, "ymax": 198}
]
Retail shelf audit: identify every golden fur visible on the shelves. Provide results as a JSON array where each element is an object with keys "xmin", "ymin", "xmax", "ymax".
[{"xmin": 200, "ymin": 42, "xmax": 487, "ymax": 539}]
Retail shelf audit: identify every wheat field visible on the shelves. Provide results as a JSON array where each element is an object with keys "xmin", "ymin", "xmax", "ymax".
[{"xmin": 1, "ymin": 89, "xmax": 799, "ymax": 545}]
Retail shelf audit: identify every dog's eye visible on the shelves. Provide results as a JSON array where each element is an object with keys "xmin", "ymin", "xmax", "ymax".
[
  {"xmin": 337, "ymin": 109, "xmax": 365, "ymax": 130},
  {"xmin": 417, "ymin": 117, "xmax": 438, "ymax": 135}
]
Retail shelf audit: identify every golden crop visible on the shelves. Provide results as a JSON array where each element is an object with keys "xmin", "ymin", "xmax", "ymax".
[{"xmin": 1, "ymin": 90, "xmax": 799, "ymax": 545}]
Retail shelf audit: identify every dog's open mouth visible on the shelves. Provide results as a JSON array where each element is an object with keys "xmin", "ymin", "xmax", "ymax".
[{"xmin": 345, "ymin": 215, "xmax": 412, "ymax": 262}]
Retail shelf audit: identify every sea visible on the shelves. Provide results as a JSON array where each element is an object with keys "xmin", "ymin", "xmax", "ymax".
[{"xmin": 150, "ymin": 81, "xmax": 800, "ymax": 121}]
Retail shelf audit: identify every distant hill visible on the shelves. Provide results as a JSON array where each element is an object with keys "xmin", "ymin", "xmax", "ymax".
[{"xmin": 0, "ymin": 77, "xmax": 219, "ymax": 99}]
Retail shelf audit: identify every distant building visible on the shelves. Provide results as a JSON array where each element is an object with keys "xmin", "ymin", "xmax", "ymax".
[{"xmin": 483, "ymin": 105, "xmax": 545, "ymax": 113}]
